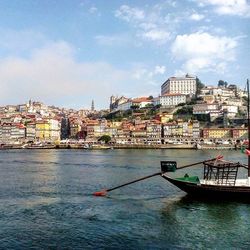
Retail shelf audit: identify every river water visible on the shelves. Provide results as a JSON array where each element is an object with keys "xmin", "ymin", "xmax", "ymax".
[{"xmin": 0, "ymin": 149, "xmax": 250, "ymax": 249}]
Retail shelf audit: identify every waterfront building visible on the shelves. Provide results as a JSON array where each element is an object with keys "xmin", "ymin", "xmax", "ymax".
[
  {"xmin": 182, "ymin": 122, "xmax": 189, "ymax": 137},
  {"xmin": 69, "ymin": 120, "xmax": 82, "ymax": 139},
  {"xmin": 61, "ymin": 118, "xmax": 70, "ymax": 140},
  {"xmin": 146, "ymin": 121, "xmax": 162, "ymax": 144},
  {"xmin": 232, "ymin": 128, "xmax": 248, "ymax": 139},
  {"xmin": 192, "ymin": 120, "xmax": 200, "ymax": 138},
  {"xmin": 10, "ymin": 123, "xmax": 26, "ymax": 142},
  {"xmin": 26, "ymin": 123, "xmax": 36, "ymax": 141},
  {"xmin": 202, "ymin": 128, "xmax": 231, "ymax": 139},
  {"xmin": 35, "ymin": 120, "xmax": 50, "ymax": 141},
  {"xmin": 161, "ymin": 74, "xmax": 196, "ymax": 96},
  {"xmin": 47, "ymin": 118, "xmax": 61, "ymax": 141},
  {"xmin": 162, "ymin": 122, "xmax": 178, "ymax": 138},
  {"xmin": 115, "ymin": 128, "xmax": 131, "ymax": 144},
  {"xmin": 1, "ymin": 123, "xmax": 12, "ymax": 143},
  {"xmin": 131, "ymin": 129, "xmax": 147, "ymax": 144}
]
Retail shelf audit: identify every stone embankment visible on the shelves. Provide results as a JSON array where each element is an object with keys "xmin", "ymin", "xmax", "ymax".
[{"xmin": 0, "ymin": 142, "xmax": 239, "ymax": 150}]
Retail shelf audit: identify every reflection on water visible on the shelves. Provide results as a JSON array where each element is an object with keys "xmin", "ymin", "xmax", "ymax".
[{"xmin": 0, "ymin": 149, "xmax": 250, "ymax": 249}]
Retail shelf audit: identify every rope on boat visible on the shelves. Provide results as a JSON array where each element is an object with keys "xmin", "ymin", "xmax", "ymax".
[{"xmin": 176, "ymin": 156, "xmax": 223, "ymax": 170}]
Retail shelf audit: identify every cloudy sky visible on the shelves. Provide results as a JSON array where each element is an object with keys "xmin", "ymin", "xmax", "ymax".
[{"xmin": 0, "ymin": 0, "xmax": 249, "ymax": 109}]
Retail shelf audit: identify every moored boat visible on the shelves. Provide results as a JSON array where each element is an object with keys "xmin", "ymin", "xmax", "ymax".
[{"xmin": 161, "ymin": 158, "xmax": 250, "ymax": 201}]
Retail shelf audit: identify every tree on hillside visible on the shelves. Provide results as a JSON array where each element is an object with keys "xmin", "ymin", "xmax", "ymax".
[
  {"xmin": 131, "ymin": 104, "xmax": 140, "ymax": 110},
  {"xmin": 196, "ymin": 77, "xmax": 205, "ymax": 95},
  {"xmin": 218, "ymin": 80, "xmax": 228, "ymax": 88},
  {"xmin": 98, "ymin": 135, "xmax": 111, "ymax": 143}
]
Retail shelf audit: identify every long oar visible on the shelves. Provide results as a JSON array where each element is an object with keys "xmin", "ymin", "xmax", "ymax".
[
  {"xmin": 93, "ymin": 156, "xmax": 223, "ymax": 196},
  {"xmin": 93, "ymin": 172, "xmax": 161, "ymax": 196}
]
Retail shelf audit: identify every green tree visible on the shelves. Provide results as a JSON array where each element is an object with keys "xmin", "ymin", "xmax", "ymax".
[
  {"xmin": 196, "ymin": 77, "xmax": 205, "ymax": 95},
  {"xmin": 131, "ymin": 104, "xmax": 140, "ymax": 110},
  {"xmin": 98, "ymin": 135, "xmax": 111, "ymax": 143},
  {"xmin": 218, "ymin": 80, "xmax": 228, "ymax": 88}
]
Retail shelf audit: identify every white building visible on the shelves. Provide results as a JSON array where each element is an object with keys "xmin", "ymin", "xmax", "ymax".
[
  {"xmin": 155, "ymin": 94, "xmax": 187, "ymax": 107},
  {"xmin": 221, "ymin": 105, "xmax": 238, "ymax": 118},
  {"xmin": 132, "ymin": 97, "xmax": 153, "ymax": 108},
  {"xmin": 117, "ymin": 100, "xmax": 132, "ymax": 111},
  {"xmin": 116, "ymin": 97, "xmax": 153, "ymax": 111},
  {"xmin": 193, "ymin": 104, "xmax": 219, "ymax": 115},
  {"xmin": 48, "ymin": 118, "xmax": 61, "ymax": 141},
  {"xmin": 161, "ymin": 74, "xmax": 196, "ymax": 96}
]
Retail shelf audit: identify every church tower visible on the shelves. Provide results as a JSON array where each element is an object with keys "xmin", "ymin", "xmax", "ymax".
[{"xmin": 91, "ymin": 100, "xmax": 95, "ymax": 112}]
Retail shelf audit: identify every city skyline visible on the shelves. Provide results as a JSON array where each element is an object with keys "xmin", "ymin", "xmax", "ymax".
[{"xmin": 0, "ymin": 0, "xmax": 249, "ymax": 109}]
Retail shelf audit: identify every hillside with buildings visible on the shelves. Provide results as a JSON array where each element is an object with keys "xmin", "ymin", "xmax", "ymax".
[{"xmin": 0, "ymin": 75, "xmax": 248, "ymax": 148}]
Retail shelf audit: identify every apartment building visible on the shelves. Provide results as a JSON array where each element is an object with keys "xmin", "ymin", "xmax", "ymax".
[
  {"xmin": 202, "ymin": 128, "xmax": 231, "ymax": 139},
  {"xmin": 26, "ymin": 123, "xmax": 36, "ymax": 141},
  {"xmin": 146, "ymin": 121, "xmax": 162, "ymax": 144}
]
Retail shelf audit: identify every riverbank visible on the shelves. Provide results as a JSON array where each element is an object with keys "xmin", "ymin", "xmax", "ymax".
[{"xmin": 0, "ymin": 143, "xmax": 238, "ymax": 150}]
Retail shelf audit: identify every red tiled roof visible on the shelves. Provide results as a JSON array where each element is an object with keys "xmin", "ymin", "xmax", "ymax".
[{"xmin": 132, "ymin": 97, "xmax": 151, "ymax": 103}]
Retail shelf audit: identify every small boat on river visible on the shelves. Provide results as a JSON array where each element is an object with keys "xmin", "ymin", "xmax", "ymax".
[{"xmin": 161, "ymin": 157, "xmax": 250, "ymax": 200}]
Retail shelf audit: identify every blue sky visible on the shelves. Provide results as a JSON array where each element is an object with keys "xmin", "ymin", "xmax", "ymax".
[{"xmin": 0, "ymin": 0, "xmax": 249, "ymax": 109}]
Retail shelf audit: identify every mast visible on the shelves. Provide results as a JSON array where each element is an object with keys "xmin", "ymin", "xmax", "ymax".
[{"xmin": 247, "ymin": 79, "xmax": 250, "ymax": 176}]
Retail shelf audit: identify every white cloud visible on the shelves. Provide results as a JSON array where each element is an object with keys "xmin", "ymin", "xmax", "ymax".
[
  {"xmin": 171, "ymin": 32, "xmax": 238, "ymax": 74},
  {"xmin": 89, "ymin": 6, "xmax": 98, "ymax": 14},
  {"xmin": 0, "ymin": 42, "xmax": 130, "ymax": 108},
  {"xmin": 154, "ymin": 65, "xmax": 166, "ymax": 75},
  {"xmin": 115, "ymin": 4, "xmax": 174, "ymax": 44},
  {"xmin": 195, "ymin": 0, "xmax": 250, "ymax": 17},
  {"xmin": 0, "ymin": 29, "xmax": 47, "ymax": 55},
  {"xmin": 141, "ymin": 29, "xmax": 170, "ymax": 43},
  {"xmin": 115, "ymin": 5, "xmax": 145, "ymax": 22},
  {"xmin": 95, "ymin": 34, "xmax": 130, "ymax": 46},
  {"xmin": 190, "ymin": 13, "xmax": 205, "ymax": 21},
  {"xmin": 132, "ymin": 65, "xmax": 166, "ymax": 82},
  {"xmin": 0, "ymin": 41, "xmax": 162, "ymax": 108}
]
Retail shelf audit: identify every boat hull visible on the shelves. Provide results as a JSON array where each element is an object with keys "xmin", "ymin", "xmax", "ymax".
[{"xmin": 162, "ymin": 175, "xmax": 250, "ymax": 201}]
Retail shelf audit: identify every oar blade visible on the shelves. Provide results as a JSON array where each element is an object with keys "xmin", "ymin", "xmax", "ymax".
[{"xmin": 93, "ymin": 190, "xmax": 107, "ymax": 196}]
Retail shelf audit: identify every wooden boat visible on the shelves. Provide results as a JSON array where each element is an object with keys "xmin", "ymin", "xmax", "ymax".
[
  {"xmin": 161, "ymin": 79, "xmax": 250, "ymax": 201},
  {"xmin": 161, "ymin": 158, "xmax": 250, "ymax": 201}
]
